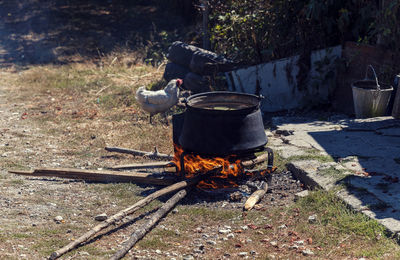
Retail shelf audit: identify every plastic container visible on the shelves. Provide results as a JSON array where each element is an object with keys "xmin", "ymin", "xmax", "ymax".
[{"xmin": 352, "ymin": 65, "xmax": 393, "ymax": 118}]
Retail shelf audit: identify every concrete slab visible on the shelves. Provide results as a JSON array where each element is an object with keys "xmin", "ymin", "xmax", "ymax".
[
  {"xmin": 226, "ymin": 46, "xmax": 341, "ymax": 112},
  {"xmin": 270, "ymin": 116, "xmax": 400, "ymax": 238}
]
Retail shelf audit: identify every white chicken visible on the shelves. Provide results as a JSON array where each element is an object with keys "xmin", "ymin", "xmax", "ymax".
[{"xmin": 135, "ymin": 79, "xmax": 183, "ymax": 123}]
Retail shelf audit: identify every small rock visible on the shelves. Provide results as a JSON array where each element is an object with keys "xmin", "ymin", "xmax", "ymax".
[
  {"xmin": 206, "ymin": 240, "xmax": 217, "ymax": 245},
  {"xmin": 224, "ymin": 253, "xmax": 231, "ymax": 257},
  {"xmin": 241, "ymin": 226, "xmax": 248, "ymax": 230},
  {"xmin": 278, "ymin": 224, "xmax": 287, "ymax": 229},
  {"xmin": 229, "ymin": 191, "xmax": 243, "ymax": 201},
  {"xmin": 94, "ymin": 213, "xmax": 108, "ymax": 221},
  {"xmin": 270, "ymin": 241, "xmax": 278, "ymax": 247},
  {"xmin": 295, "ymin": 240, "xmax": 305, "ymax": 245},
  {"xmin": 275, "ymin": 129, "xmax": 294, "ymax": 136},
  {"xmin": 302, "ymin": 249, "xmax": 314, "ymax": 256},
  {"xmin": 245, "ymin": 238, "xmax": 252, "ymax": 243},
  {"xmin": 294, "ymin": 190, "xmax": 309, "ymax": 201},
  {"xmin": 250, "ymin": 250, "xmax": 257, "ymax": 255},
  {"xmin": 155, "ymin": 249, "xmax": 162, "ymax": 254},
  {"xmin": 219, "ymin": 229, "xmax": 230, "ymax": 234},
  {"xmin": 172, "ymin": 208, "xmax": 179, "ymax": 214},
  {"xmin": 227, "ymin": 233, "xmax": 235, "ymax": 239},
  {"xmin": 221, "ymin": 237, "xmax": 228, "ymax": 241},
  {"xmin": 193, "ymin": 249, "xmax": 203, "ymax": 254},
  {"xmin": 54, "ymin": 216, "xmax": 63, "ymax": 222},
  {"xmin": 308, "ymin": 214, "xmax": 317, "ymax": 224},
  {"xmin": 289, "ymin": 244, "xmax": 299, "ymax": 250},
  {"xmin": 183, "ymin": 254, "xmax": 195, "ymax": 260},
  {"xmin": 238, "ymin": 252, "xmax": 248, "ymax": 257},
  {"xmin": 79, "ymin": 251, "xmax": 90, "ymax": 256},
  {"xmin": 32, "ymin": 223, "xmax": 37, "ymax": 227},
  {"xmin": 19, "ymin": 254, "xmax": 27, "ymax": 258}
]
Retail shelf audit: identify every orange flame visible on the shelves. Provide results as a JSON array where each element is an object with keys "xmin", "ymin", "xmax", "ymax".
[{"xmin": 173, "ymin": 144, "xmax": 244, "ymax": 189}]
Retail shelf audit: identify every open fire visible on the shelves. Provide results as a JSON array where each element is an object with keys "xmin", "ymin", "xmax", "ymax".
[{"xmin": 172, "ymin": 144, "xmax": 271, "ymax": 189}]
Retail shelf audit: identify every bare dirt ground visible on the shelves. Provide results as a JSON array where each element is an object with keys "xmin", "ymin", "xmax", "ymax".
[
  {"xmin": 0, "ymin": 66, "xmax": 306, "ymax": 259},
  {"xmin": 1, "ymin": 1, "xmax": 400, "ymax": 259}
]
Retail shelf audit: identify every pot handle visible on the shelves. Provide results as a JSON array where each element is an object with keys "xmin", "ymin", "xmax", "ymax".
[{"xmin": 365, "ymin": 65, "xmax": 381, "ymax": 90}]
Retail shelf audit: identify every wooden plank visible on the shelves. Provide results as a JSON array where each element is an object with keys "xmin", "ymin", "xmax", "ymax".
[{"xmin": 9, "ymin": 168, "xmax": 176, "ymax": 186}]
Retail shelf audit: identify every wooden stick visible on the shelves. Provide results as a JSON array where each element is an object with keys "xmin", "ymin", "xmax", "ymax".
[
  {"xmin": 243, "ymin": 182, "xmax": 268, "ymax": 211},
  {"xmin": 109, "ymin": 161, "xmax": 175, "ymax": 171},
  {"xmin": 105, "ymin": 146, "xmax": 173, "ymax": 160},
  {"xmin": 9, "ymin": 168, "xmax": 176, "ymax": 186},
  {"xmin": 49, "ymin": 169, "xmax": 219, "ymax": 260},
  {"xmin": 111, "ymin": 189, "xmax": 188, "ymax": 260},
  {"xmin": 241, "ymin": 153, "xmax": 268, "ymax": 168}
]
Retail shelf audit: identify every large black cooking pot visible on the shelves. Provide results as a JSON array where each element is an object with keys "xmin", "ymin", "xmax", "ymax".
[{"xmin": 176, "ymin": 91, "xmax": 267, "ymax": 156}]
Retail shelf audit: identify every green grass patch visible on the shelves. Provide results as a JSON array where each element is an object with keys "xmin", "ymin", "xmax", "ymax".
[
  {"xmin": 8, "ymin": 179, "xmax": 25, "ymax": 186},
  {"xmin": 291, "ymin": 190, "xmax": 400, "ymax": 258},
  {"xmin": 289, "ymin": 149, "xmax": 334, "ymax": 163},
  {"xmin": 137, "ymin": 236, "xmax": 169, "ymax": 250}
]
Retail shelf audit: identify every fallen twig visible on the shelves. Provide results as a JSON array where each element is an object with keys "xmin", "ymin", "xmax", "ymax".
[
  {"xmin": 9, "ymin": 168, "xmax": 176, "ymax": 186},
  {"xmin": 105, "ymin": 146, "xmax": 173, "ymax": 160},
  {"xmin": 111, "ymin": 189, "xmax": 188, "ymax": 260},
  {"xmin": 243, "ymin": 181, "xmax": 268, "ymax": 211}
]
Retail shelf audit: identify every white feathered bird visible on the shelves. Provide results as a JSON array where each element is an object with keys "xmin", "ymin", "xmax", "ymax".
[{"xmin": 135, "ymin": 79, "xmax": 183, "ymax": 123}]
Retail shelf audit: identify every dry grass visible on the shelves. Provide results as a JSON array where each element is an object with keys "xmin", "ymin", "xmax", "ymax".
[
  {"xmin": 6, "ymin": 51, "xmax": 174, "ymax": 160},
  {"xmin": 1, "ymin": 52, "xmax": 400, "ymax": 259}
]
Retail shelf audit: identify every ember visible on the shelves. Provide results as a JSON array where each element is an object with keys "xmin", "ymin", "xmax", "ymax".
[{"xmin": 173, "ymin": 144, "xmax": 270, "ymax": 189}]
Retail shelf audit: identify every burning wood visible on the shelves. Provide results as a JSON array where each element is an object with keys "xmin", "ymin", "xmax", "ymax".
[{"xmin": 172, "ymin": 144, "xmax": 273, "ymax": 189}]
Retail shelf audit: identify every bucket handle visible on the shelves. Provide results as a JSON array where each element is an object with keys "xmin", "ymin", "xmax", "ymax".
[{"xmin": 365, "ymin": 65, "xmax": 381, "ymax": 90}]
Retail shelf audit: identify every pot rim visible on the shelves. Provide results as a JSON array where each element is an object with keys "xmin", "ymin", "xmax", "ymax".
[{"xmin": 185, "ymin": 91, "xmax": 262, "ymax": 113}]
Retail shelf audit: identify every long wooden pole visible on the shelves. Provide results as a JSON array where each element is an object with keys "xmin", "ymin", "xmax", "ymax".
[
  {"xmin": 49, "ymin": 168, "xmax": 219, "ymax": 260},
  {"xmin": 111, "ymin": 189, "xmax": 188, "ymax": 260},
  {"xmin": 50, "ymin": 180, "xmax": 188, "ymax": 259},
  {"xmin": 10, "ymin": 168, "xmax": 176, "ymax": 186}
]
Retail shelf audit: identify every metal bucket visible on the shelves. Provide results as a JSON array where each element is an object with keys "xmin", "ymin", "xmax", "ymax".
[{"xmin": 352, "ymin": 65, "xmax": 393, "ymax": 118}]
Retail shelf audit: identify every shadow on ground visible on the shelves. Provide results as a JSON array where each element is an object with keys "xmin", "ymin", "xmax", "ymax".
[
  {"xmin": 306, "ymin": 117, "xmax": 400, "ymax": 226},
  {"xmin": 0, "ymin": 0, "xmax": 193, "ymax": 67}
]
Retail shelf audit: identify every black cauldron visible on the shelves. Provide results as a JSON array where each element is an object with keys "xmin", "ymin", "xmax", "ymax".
[{"xmin": 173, "ymin": 91, "xmax": 267, "ymax": 156}]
